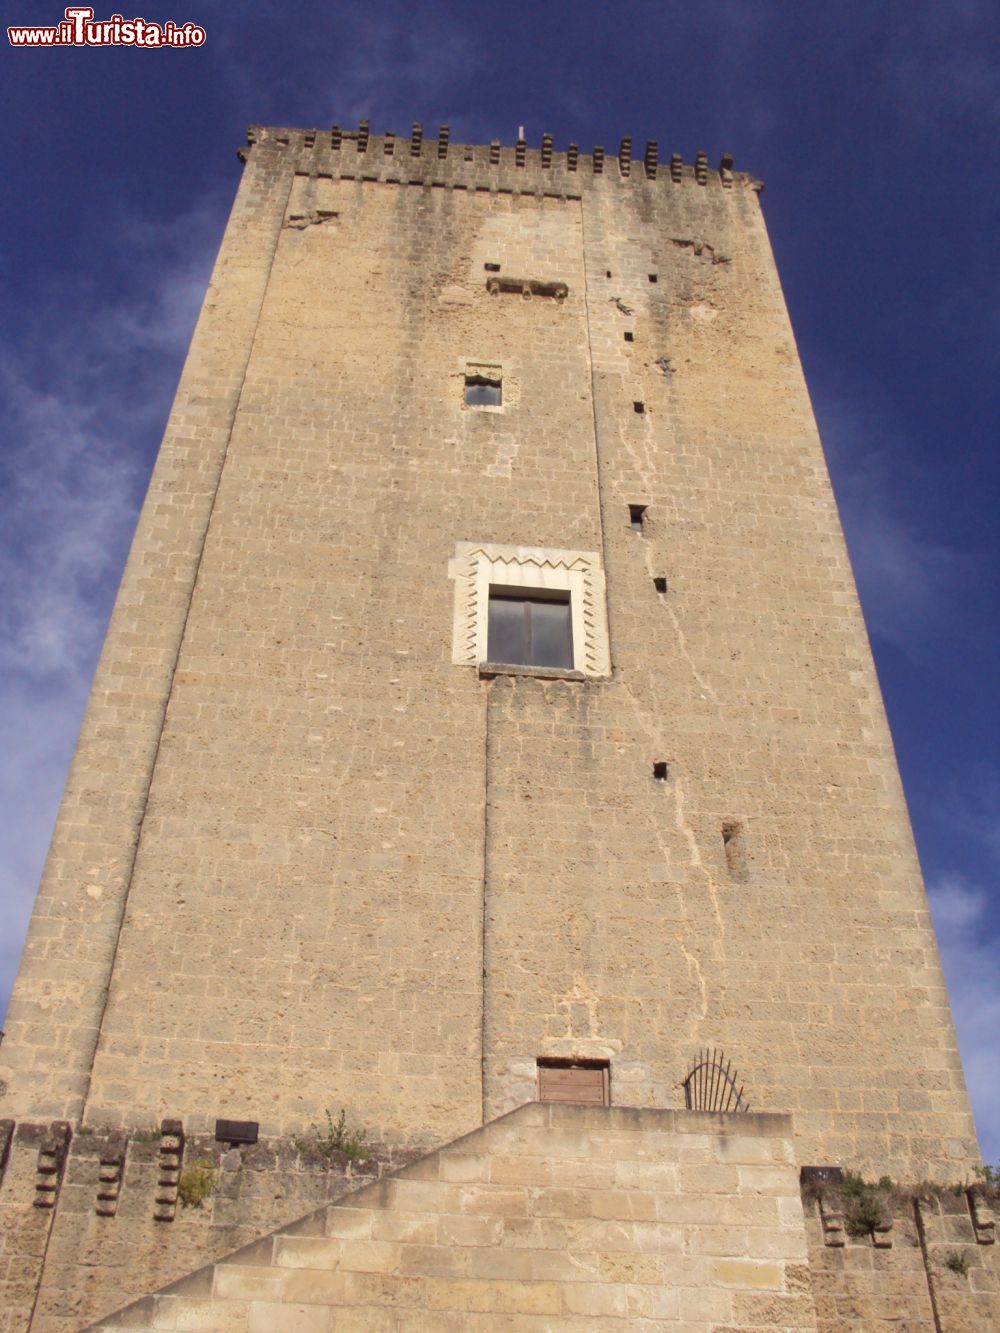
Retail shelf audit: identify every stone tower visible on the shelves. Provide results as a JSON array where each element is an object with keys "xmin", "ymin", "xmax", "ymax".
[{"xmin": 1, "ymin": 124, "xmax": 995, "ymax": 1331}]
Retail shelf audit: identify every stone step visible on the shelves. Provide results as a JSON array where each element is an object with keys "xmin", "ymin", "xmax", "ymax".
[{"xmin": 89, "ymin": 1103, "xmax": 816, "ymax": 1331}]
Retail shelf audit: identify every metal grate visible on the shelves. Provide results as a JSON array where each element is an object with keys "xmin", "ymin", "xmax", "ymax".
[{"xmin": 683, "ymin": 1049, "xmax": 750, "ymax": 1113}]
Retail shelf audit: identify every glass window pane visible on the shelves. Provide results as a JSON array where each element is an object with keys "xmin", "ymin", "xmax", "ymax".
[
  {"xmin": 488, "ymin": 596, "xmax": 526, "ymax": 664},
  {"xmin": 527, "ymin": 599, "xmax": 573, "ymax": 669},
  {"xmin": 465, "ymin": 378, "xmax": 501, "ymax": 407}
]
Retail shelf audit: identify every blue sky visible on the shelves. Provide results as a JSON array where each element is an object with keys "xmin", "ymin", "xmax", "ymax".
[{"xmin": 2, "ymin": 0, "xmax": 998, "ymax": 1160}]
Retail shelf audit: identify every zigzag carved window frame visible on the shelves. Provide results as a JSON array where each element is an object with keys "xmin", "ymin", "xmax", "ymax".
[{"xmin": 448, "ymin": 541, "xmax": 611, "ymax": 678}]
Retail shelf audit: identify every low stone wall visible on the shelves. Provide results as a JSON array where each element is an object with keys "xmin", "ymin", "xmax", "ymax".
[
  {"xmin": 6, "ymin": 1106, "xmax": 999, "ymax": 1330},
  {"xmin": 803, "ymin": 1174, "xmax": 999, "ymax": 1333},
  {"xmin": 91, "ymin": 1104, "xmax": 816, "ymax": 1331},
  {"xmin": 0, "ymin": 1117, "xmax": 418, "ymax": 1332}
]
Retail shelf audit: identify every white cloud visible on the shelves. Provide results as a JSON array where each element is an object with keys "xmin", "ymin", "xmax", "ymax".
[
  {"xmin": 0, "ymin": 370, "xmax": 141, "ymax": 680},
  {"xmin": 929, "ymin": 875, "xmax": 1000, "ymax": 1163},
  {"xmin": 0, "ymin": 207, "xmax": 218, "ymax": 1018}
]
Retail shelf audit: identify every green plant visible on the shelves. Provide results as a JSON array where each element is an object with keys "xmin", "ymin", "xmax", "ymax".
[
  {"xmin": 297, "ymin": 1108, "xmax": 369, "ymax": 1163},
  {"xmin": 945, "ymin": 1251, "xmax": 971, "ymax": 1277},
  {"xmin": 177, "ymin": 1156, "xmax": 216, "ymax": 1208},
  {"xmin": 972, "ymin": 1163, "xmax": 1000, "ymax": 1193},
  {"xmin": 129, "ymin": 1127, "xmax": 162, "ymax": 1144},
  {"xmin": 839, "ymin": 1170, "xmax": 892, "ymax": 1237}
]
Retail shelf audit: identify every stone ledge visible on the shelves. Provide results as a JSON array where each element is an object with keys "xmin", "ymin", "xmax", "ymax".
[{"xmin": 478, "ymin": 661, "xmax": 586, "ymax": 683}]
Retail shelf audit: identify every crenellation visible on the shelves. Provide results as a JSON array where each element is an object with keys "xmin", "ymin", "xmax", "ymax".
[{"xmin": 249, "ymin": 123, "xmax": 760, "ymax": 196}]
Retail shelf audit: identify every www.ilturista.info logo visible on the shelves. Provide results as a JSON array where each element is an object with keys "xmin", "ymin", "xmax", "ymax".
[{"xmin": 9, "ymin": 6, "xmax": 205, "ymax": 46}]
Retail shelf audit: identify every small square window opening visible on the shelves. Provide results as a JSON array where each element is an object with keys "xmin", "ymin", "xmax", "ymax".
[
  {"xmin": 633, "ymin": 401, "xmax": 645, "ymax": 414},
  {"xmin": 648, "ymin": 273, "xmax": 658, "ymax": 283},
  {"xmin": 465, "ymin": 375, "xmax": 502, "ymax": 408},
  {"xmin": 624, "ymin": 331, "xmax": 634, "ymax": 343},
  {"xmin": 488, "ymin": 587, "xmax": 573, "ymax": 670},
  {"xmin": 484, "ymin": 262, "xmax": 501, "ymax": 272},
  {"xmin": 653, "ymin": 761, "xmax": 669, "ymax": 781},
  {"xmin": 653, "ymin": 577, "xmax": 668, "ymax": 594},
  {"xmin": 628, "ymin": 504, "xmax": 647, "ymax": 534}
]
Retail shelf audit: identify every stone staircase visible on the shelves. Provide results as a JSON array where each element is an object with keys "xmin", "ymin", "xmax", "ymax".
[{"xmin": 90, "ymin": 1103, "xmax": 816, "ymax": 1330}]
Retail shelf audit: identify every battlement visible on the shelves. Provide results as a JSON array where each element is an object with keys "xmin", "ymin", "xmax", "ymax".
[{"xmin": 240, "ymin": 120, "xmax": 762, "ymax": 197}]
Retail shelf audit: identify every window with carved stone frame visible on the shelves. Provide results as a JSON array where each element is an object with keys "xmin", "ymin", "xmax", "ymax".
[{"xmin": 448, "ymin": 541, "xmax": 611, "ymax": 679}]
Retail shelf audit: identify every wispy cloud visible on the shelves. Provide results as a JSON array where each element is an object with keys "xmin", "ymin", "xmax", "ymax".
[
  {"xmin": 928, "ymin": 765, "xmax": 1000, "ymax": 880},
  {"xmin": 813, "ymin": 387, "xmax": 971, "ymax": 650},
  {"xmin": 883, "ymin": 0, "xmax": 1000, "ymax": 133},
  {"xmin": 0, "ymin": 206, "xmax": 218, "ymax": 1017},
  {"xmin": 929, "ymin": 875, "xmax": 1000, "ymax": 1163},
  {"xmin": 214, "ymin": 6, "xmax": 483, "ymax": 135}
]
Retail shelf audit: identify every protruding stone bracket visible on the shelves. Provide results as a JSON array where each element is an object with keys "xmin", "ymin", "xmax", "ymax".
[
  {"xmin": 0, "ymin": 1118, "xmax": 14, "ymax": 1187},
  {"xmin": 410, "ymin": 123, "xmax": 422, "ymax": 156},
  {"xmin": 619, "ymin": 136, "xmax": 632, "ymax": 176},
  {"xmin": 819, "ymin": 1194, "xmax": 847, "ymax": 1247},
  {"xmin": 154, "ymin": 1118, "xmax": 184, "ymax": 1223},
  {"xmin": 695, "ymin": 150, "xmax": 709, "ymax": 184},
  {"xmin": 719, "ymin": 152, "xmax": 734, "ymax": 187},
  {"xmin": 486, "ymin": 276, "xmax": 568, "ymax": 303},
  {"xmin": 567, "ymin": 143, "xmax": 578, "ymax": 171},
  {"xmin": 969, "ymin": 1188, "xmax": 996, "ymax": 1244},
  {"xmin": 670, "ymin": 152, "xmax": 683, "ymax": 182},
  {"xmin": 383, "ymin": 131, "xmax": 395, "ymax": 157},
  {"xmin": 593, "ymin": 146, "xmax": 605, "ymax": 174},
  {"xmin": 801, "ymin": 1167, "xmax": 848, "ymax": 1248},
  {"xmin": 489, "ymin": 139, "xmax": 500, "ymax": 165},
  {"xmin": 34, "ymin": 1121, "xmax": 71, "ymax": 1210},
  {"xmin": 541, "ymin": 133, "xmax": 553, "ymax": 168},
  {"xmin": 95, "ymin": 1133, "xmax": 128, "ymax": 1217},
  {"xmin": 515, "ymin": 136, "xmax": 526, "ymax": 168},
  {"xmin": 285, "ymin": 210, "xmax": 339, "ymax": 231},
  {"xmin": 438, "ymin": 125, "xmax": 449, "ymax": 159},
  {"xmin": 872, "ymin": 1216, "xmax": 894, "ymax": 1248},
  {"xmin": 331, "ymin": 124, "xmax": 342, "ymax": 151},
  {"xmin": 644, "ymin": 140, "xmax": 658, "ymax": 178},
  {"xmin": 357, "ymin": 120, "xmax": 369, "ymax": 154}
]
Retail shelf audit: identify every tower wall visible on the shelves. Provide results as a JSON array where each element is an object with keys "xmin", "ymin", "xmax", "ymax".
[
  {"xmin": 0, "ymin": 128, "xmax": 977, "ymax": 1191},
  {"xmin": 0, "ymin": 139, "xmax": 297, "ymax": 1124}
]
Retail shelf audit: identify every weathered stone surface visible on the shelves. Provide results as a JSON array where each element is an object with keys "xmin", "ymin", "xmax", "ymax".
[{"xmin": 92, "ymin": 1104, "xmax": 817, "ymax": 1330}]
